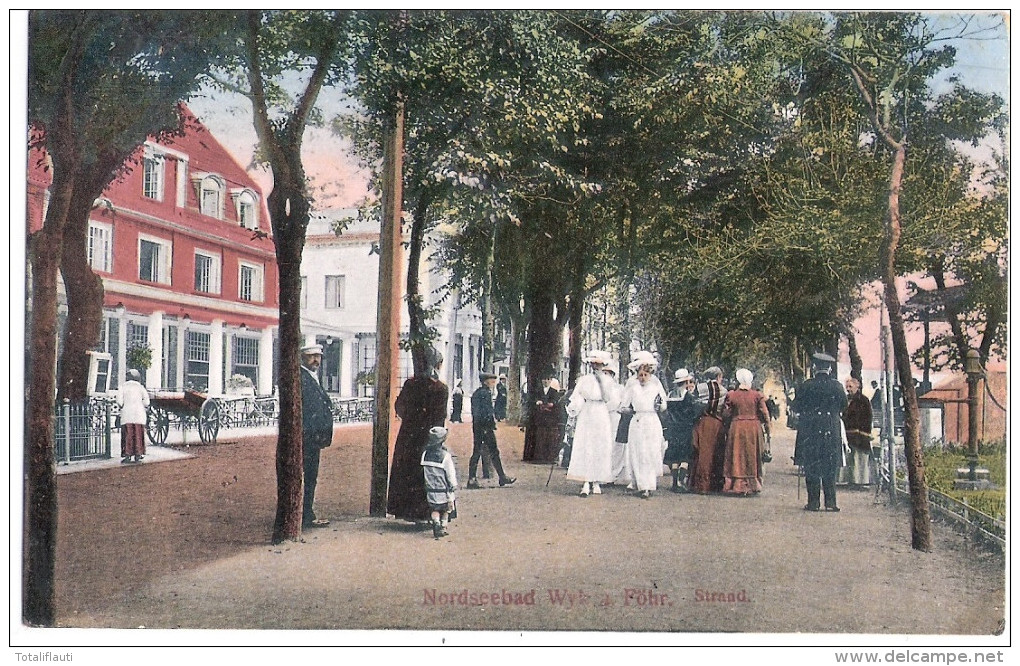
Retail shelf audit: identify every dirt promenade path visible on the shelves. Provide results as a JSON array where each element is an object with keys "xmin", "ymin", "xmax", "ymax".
[{"xmin": 50, "ymin": 422, "xmax": 1004, "ymax": 637}]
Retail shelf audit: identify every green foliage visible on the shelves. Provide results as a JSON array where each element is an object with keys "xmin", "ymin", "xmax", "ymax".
[
  {"xmin": 922, "ymin": 440, "xmax": 1006, "ymax": 520},
  {"xmin": 125, "ymin": 345, "xmax": 152, "ymax": 370}
]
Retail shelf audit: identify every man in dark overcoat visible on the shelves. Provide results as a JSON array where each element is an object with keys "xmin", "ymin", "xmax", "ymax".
[
  {"xmin": 793, "ymin": 353, "xmax": 848, "ymax": 512},
  {"xmin": 300, "ymin": 344, "xmax": 336, "ymax": 528},
  {"xmin": 467, "ymin": 373, "xmax": 515, "ymax": 488}
]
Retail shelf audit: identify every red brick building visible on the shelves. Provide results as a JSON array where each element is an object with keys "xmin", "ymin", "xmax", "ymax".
[
  {"xmin": 27, "ymin": 106, "xmax": 279, "ymax": 395},
  {"xmin": 923, "ymin": 370, "xmax": 1007, "ymax": 446}
]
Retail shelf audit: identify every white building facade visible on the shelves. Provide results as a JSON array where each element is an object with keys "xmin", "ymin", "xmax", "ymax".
[{"xmin": 300, "ymin": 209, "xmax": 485, "ymax": 400}]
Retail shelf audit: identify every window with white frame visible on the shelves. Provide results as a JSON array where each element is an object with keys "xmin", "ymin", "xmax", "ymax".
[
  {"xmin": 232, "ymin": 337, "xmax": 260, "ymax": 384},
  {"xmin": 238, "ymin": 262, "xmax": 264, "ymax": 302},
  {"xmin": 232, "ymin": 189, "xmax": 259, "ymax": 230},
  {"xmin": 198, "ymin": 174, "xmax": 225, "ymax": 219},
  {"xmin": 143, "ymin": 148, "xmax": 165, "ymax": 201},
  {"xmin": 185, "ymin": 330, "xmax": 210, "ymax": 391},
  {"xmin": 194, "ymin": 250, "xmax": 222, "ymax": 294},
  {"xmin": 138, "ymin": 235, "xmax": 172, "ymax": 284},
  {"xmin": 325, "ymin": 275, "xmax": 345, "ymax": 309},
  {"xmin": 87, "ymin": 221, "xmax": 113, "ymax": 272}
]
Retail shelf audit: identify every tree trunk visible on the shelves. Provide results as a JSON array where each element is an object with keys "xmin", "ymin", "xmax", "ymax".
[
  {"xmin": 612, "ymin": 211, "xmax": 636, "ymax": 372},
  {"xmin": 505, "ymin": 310, "xmax": 525, "ymax": 425},
  {"xmin": 24, "ymin": 25, "xmax": 89, "ymax": 623},
  {"xmin": 370, "ymin": 103, "xmax": 405, "ymax": 516},
  {"xmin": 57, "ymin": 170, "xmax": 117, "ymax": 402},
  {"xmin": 480, "ymin": 224, "xmax": 497, "ymax": 373},
  {"xmin": 522, "ymin": 289, "xmax": 562, "ymax": 461},
  {"xmin": 845, "ymin": 328, "xmax": 863, "ymax": 381},
  {"xmin": 268, "ymin": 180, "xmax": 308, "ymax": 544},
  {"xmin": 880, "ymin": 143, "xmax": 931, "ymax": 552},
  {"xmin": 407, "ymin": 192, "xmax": 430, "ymax": 376}
]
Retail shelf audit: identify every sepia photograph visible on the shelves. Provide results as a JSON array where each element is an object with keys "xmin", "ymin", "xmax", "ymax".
[{"xmin": 11, "ymin": 8, "xmax": 1009, "ymax": 660}]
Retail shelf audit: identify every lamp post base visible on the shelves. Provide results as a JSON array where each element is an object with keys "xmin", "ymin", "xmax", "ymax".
[{"xmin": 953, "ymin": 467, "xmax": 997, "ymax": 491}]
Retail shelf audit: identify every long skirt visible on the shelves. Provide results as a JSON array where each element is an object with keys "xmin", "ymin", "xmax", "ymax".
[
  {"xmin": 626, "ymin": 412, "xmax": 667, "ymax": 491},
  {"xmin": 721, "ymin": 420, "xmax": 763, "ymax": 495},
  {"xmin": 121, "ymin": 423, "xmax": 146, "ymax": 457},
  {"xmin": 566, "ymin": 403, "xmax": 614, "ymax": 483},
  {"xmin": 838, "ymin": 449, "xmax": 872, "ymax": 485},
  {"xmin": 687, "ymin": 416, "xmax": 725, "ymax": 493},
  {"xmin": 531, "ymin": 424, "xmax": 564, "ymax": 464}
]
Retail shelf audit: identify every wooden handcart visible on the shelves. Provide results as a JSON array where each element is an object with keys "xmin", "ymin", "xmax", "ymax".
[{"xmin": 146, "ymin": 389, "xmax": 221, "ymax": 445}]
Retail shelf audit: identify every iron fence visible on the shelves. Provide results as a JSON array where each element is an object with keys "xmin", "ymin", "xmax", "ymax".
[
  {"xmin": 331, "ymin": 397, "xmax": 375, "ymax": 423},
  {"xmin": 54, "ymin": 398, "xmax": 113, "ymax": 463},
  {"xmin": 877, "ymin": 461, "xmax": 1005, "ymax": 550}
]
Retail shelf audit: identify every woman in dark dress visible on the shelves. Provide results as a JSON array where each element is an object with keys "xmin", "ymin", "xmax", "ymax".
[
  {"xmin": 525, "ymin": 374, "xmax": 566, "ymax": 463},
  {"xmin": 387, "ymin": 349, "xmax": 449, "ymax": 522},
  {"xmin": 450, "ymin": 379, "xmax": 464, "ymax": 422},
  {"xmin": 663, "ymin": 368, "xmax": 698, "ymax": 492}
]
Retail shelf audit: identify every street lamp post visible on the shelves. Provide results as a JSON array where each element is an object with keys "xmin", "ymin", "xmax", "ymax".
[
  {"xmin": 952, "ymin": 348, "xmax": 994, "ymax": 491},
  {"xmin": 964, "ymin": 348, "xmax": 982, "ymax": 482}
]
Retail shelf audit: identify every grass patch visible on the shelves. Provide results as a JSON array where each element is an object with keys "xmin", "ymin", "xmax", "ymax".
[{"xmin": 921, "ymin": 439, "xmax": 1006, "ymax": 520}]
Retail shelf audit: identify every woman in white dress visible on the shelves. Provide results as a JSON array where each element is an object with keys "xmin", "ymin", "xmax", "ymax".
[
  {"xmin": 566, "ymin": 350, "xmax": 618, "ymax": 497},
  {"xmin": 621, "ymin": 351, "xmax": 668, "ymax": 498}
]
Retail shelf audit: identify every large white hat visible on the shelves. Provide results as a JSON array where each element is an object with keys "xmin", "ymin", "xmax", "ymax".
[
  {"xmin": 584, "ymin": 350, "xmax": 612, "ymax": 365},
  {"xmin": 673, "ymin": 368, "xmax": 694, "ymax": 384},
  {"xmin": 736, "ymin": 368, "xmax": 754, "ymax": 388},
  {"xmin": 301, "ymin": 344, "xmax": 323, "ymax": 355},
  {"xmin": 627, "ymin": 350, "xmax": 659, "ymax": 372}
]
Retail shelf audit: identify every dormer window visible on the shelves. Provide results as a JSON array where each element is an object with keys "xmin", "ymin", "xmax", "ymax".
[
  {"xmin": 143, "ymin": 146, "xmax": 166, "ymax": 201},
  {"xmin": 192, "ymin": 173, "xmax": 226, "ymax": 219},
  {"xmin": 231, "ymin": 188, "xmax": 260, "ymax": 230}
]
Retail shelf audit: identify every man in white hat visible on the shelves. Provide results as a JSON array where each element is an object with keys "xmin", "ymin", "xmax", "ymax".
[{"xmin": 300, "ymin": 343, "xmax": 335, "ymax": 528}]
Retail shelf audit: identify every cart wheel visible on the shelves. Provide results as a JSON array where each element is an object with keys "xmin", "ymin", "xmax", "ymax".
[
  {"xmin": 199, "ymin": 398, "xmax": 220, "ymax": 444},
  {"xmin": 147, "ymin": 406, "xmax": 170, "ymax": 445}
]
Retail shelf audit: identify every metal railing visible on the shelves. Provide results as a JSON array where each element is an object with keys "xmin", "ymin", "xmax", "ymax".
[
  {"xmin": 878, "ymin": 462, "xmax": 1005, "ymax": 550},
  {"xmin": 331, "ymin": 397, "xmax": 375, "ymax": 423},
  {"xmin": 54, "ymin": 398, "xmax": 113, "ymax": 463}
]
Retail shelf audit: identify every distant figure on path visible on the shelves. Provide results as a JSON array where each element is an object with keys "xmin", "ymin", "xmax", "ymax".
[
  {"xmin": 494, "ymin": 374, "xmax": 508, "ymax": 421},
  {"xmin": 793, "ymin": 353, "xmax": 848, "ymax": 512},
  {"xmin": 117, "ymin": 368, "xmax": 150, "ymax": 464},
  {"xmin": 450, "ymin": 379, "xmax": 464, "ymax": 423}
]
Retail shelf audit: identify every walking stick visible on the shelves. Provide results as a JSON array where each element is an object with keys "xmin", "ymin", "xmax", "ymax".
[
  {"xmin": 797, "ymin": 466, "xmax": 802, "ymax": 500},
  {"xmin": 546, "ymin": 458, "xmax": 557, "ymax": 487}
]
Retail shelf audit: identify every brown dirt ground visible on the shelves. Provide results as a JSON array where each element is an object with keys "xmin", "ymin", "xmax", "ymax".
[{"xmin": 51, "ymin": 422, "xmax": 1005, "ymax": 637}]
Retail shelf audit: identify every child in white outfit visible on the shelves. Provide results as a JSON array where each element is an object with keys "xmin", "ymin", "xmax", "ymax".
[{"xmin": 421, "ymin": 426, "xmax": 458, "ymax": 538}]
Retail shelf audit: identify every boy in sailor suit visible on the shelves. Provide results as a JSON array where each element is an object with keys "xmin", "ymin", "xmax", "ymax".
[{"xmin": 421, "ymin": 427, "xmax": 458, "ymax": 538}]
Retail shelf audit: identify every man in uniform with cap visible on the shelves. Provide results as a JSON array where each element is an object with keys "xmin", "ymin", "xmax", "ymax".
[
  {"xmin": 300, "ymin": 344, "xmax": 335, "ymax": 528},
  {"xmin": 467, "ymin": 372, "xmax": 516, "ymax": 488},
  {"xmin": 793, "ymin": 352, "xmax": 848, "ymax": 512}
]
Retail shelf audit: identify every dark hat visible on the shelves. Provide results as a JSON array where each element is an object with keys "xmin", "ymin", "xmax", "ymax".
[
  {"xmin": 427, "ymin": 426, "xmax": 448, "ymax": 448},
  {"xmin": 812, "ymin": 352, "xmax": 836, "ymax": 372},
  {"xmin": 479, "ymin": 372, "xmax": 498, "ymax": 382}
]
